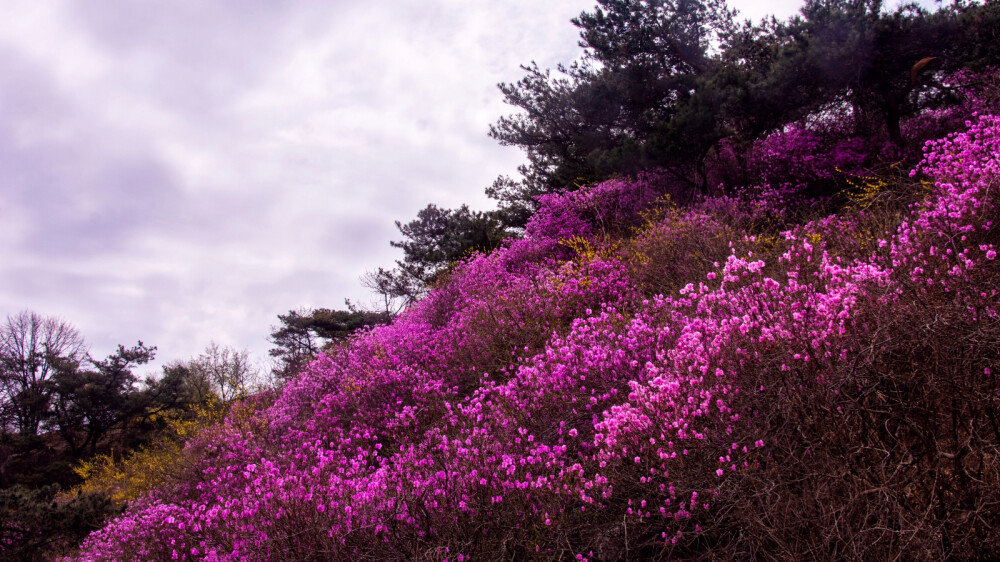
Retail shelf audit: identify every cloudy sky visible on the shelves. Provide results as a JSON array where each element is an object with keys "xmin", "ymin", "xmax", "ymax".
[{"xmin": 0, "ymin": 0, "xmax": 806, "ymax": 375}]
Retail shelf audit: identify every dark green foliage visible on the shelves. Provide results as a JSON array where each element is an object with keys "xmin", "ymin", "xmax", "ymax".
[
  {"xmin": 951, "ymin": 0, "xmax": 1000, "ymax": 70},
  {"xmin": 49, "ymin": 343, "xmax": 157, "ymax": 459},
  {"xmin": 488, "ymin": 0, "xmax": 740, "ymax": 210},
  {"xmin": 269, "ymin": 307, "xmax": 393, "ymax": 380},
  {"xmin": 489, "ymin": 0, "xmax": 735, "ymax": 214},
  {"xmin": 390, "ymin": 204, "xmax": 509, "ymax": 284},
  {"xmin": 0, "ymin": 484, "xmax": 117, "ymax": 561},
  {"xmin": 364, "ymin": 204, "xmax": 510, "ymax": 305}
]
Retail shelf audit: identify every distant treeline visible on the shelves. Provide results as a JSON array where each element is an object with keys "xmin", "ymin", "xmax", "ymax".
[{"xmin": 0, "ymin": 311, "xmax": 260, "ymax": 559}]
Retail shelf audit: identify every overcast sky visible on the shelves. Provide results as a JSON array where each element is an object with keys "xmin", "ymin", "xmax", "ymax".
[{"xmin": 0, "ymin": 0, "xmax": 808, "ymax": 376}]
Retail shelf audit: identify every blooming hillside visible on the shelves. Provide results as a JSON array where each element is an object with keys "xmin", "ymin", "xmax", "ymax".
[{"xmin": 73, "ymin": 114, "xmax": 1000, "ymax": 560}]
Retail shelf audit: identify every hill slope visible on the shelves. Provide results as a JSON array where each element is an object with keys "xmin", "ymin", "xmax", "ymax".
[{"xmin": 73, "ymin": 115, "xmax": 1000, "ymax": 560}]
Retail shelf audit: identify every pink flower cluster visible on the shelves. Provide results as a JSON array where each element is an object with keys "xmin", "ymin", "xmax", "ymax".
[{"xmin": 72, "ymin": 114, "xmax": 1000, "ymax": 560}]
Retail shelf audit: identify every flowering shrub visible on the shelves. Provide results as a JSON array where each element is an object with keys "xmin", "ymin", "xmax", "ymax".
[
  {"xmin": 71, "ymin": 114, "xmax": 1000, "ymax": 560},
  {"xmin": 750, "ymin": 125, "xmax": 872, "ymax": 185},
  {"xmin": 70, "ymin": 399, "xmax": 227, "ymax": 506},
  {"xmin": 525, "ymin": 170, "xmax": 671, "ymax": 243}
]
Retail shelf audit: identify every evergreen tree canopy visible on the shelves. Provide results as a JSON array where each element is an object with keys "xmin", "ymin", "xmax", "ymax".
[
  {"xmin": 489, "ymin": 0, "xmax": 736, "ymax": 220},
  {"xmin": 363, "ymin": 204, "xmax": 510, "ymax": 308},
  {"xmin": 487, "ymin": 0, "xmax": 1000, "ymax": 223},
  {"xmin": 49, "ymin": 343, "xmax": 157, "ymax": 458},
  {"xmin": 269, "ymin": 307, "xmax": 393, "ymax": 380}
]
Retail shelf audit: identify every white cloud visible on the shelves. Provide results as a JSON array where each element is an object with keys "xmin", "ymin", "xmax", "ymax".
[{"xmin": 0, "ymin": 0, "xmax": 814, "ymax": 373}]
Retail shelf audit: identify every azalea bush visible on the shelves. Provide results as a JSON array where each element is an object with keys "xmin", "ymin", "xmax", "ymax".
[{"xmin": 69, "ymin": 113, "xmax": 1000, "ymax": 561}]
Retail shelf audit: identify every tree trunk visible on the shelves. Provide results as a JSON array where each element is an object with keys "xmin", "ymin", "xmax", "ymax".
[{"xmin": 886, "ymin": 99, "xmax": 903, "ymax": 147}]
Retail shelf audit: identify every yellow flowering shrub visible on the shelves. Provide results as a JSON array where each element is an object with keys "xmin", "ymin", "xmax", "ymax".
[
  {"xmin": 839, "ymin": 167, "xmax": 889, "ymax": 210},
  {"xmin": 623, "ymin": 206, "xmax": 735, "ymax": 297},
  {"xmin": 71, "ymin": 399, "xmax": 225, "ymax": 505}
]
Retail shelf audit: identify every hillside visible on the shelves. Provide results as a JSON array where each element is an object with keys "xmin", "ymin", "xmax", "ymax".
[{"xmin": 68, "ymin": 111, "xmax": 1000, "ymax": 560}]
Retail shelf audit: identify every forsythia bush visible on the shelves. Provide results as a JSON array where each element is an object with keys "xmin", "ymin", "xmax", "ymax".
[{"xmin": 71, "ymin": 400, "xmax": 226, "ymax": 506}]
